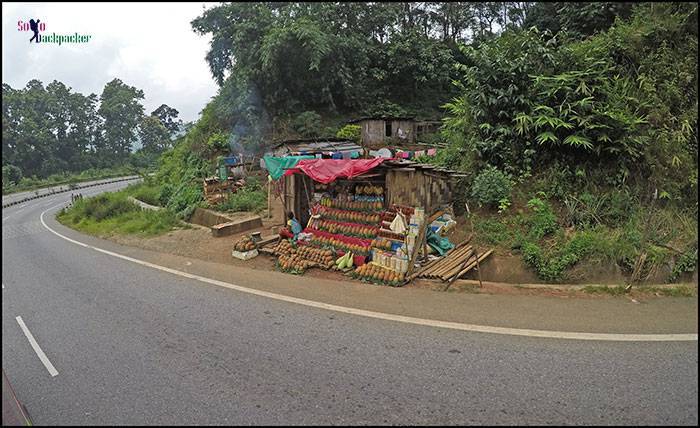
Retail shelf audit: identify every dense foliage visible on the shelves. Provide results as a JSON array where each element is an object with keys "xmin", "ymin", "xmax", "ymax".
[
  {"xmin": 2, "ymin": 78, "xmax": 181, "ymax": 190},
  {"xmin": 433, "ymin": 2, "xmax": 697, "ymax": 283},
  {"xmin": 443, "ymin": 3, "xmax": 697, "ymax": 201},
  {"xmin": 191, "ymin": 2, "xmax": 539, "ymax": 124}
]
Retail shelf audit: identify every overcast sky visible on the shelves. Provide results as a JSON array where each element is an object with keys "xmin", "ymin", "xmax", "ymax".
[{"xmin": 2, "ymin": 2, "xmax": 219, "ymax": 123}]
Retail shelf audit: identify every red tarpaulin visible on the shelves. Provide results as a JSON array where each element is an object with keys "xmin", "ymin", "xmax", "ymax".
[{"xmin": 283, "ymin": 158, "xmax": 386, "ymax": 184}]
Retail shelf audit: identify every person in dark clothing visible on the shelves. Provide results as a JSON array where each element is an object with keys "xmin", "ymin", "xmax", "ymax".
[{"xmin": 29, "ymin": 19, "xmax": 40, "ymax": 43}]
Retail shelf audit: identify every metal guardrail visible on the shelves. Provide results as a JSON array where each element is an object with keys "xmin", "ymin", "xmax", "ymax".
[{"xmin": 1, "ymin": 176, "xmax": 141, "ymax": 209}]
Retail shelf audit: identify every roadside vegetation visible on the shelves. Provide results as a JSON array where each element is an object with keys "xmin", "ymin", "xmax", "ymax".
[
  {"xmin": 57, "ymin": 183, "xmax": 183, "ymax": 237},
  {"xmin": 211, "ymin": 177, "xmax": 267, "ymax": 214},
  {"xmin": 3, "ymin": 78, "xmax": 183, "ymax": 192},
  {"xmin": 425, "ymin": 3, "xmax": 698, "ymax": 284}
]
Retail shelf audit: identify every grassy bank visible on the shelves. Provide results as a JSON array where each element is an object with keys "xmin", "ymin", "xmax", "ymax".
[
  {"xmin": 466, "ymin": 182, "xmax": 698, "ymax": 285},
  {"xmin": 57, "ymin": 185, "xmax": 184, "ymax": 238}
]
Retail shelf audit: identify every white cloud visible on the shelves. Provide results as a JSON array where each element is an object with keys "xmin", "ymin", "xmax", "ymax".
[{"xmin": 1, "ymin": 2, "xmax": 219, "ymax": 122}]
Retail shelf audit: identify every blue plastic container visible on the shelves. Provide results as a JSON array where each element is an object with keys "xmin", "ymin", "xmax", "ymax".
[{"xmin": 223, "ymin": 156, "xmax": 239, "ymax": 166}]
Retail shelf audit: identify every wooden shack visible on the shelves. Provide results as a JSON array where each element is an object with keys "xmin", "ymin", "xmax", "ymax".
[
  {"xmin": 281, "ymin": 158, "xmax": 464, "ymax": 227},
  {"xmin": 348, "ymin": 117, "xmax": 442, "ymax": 147}
]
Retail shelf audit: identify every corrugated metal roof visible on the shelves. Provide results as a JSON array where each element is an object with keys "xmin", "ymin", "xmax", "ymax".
[
  {"xmin": 272, "ymin": 138, "xmax": 361, "ymax": 154},
  {"xmin": 347, "ymin": 116, "xmax": 416, "ymax": 123}
]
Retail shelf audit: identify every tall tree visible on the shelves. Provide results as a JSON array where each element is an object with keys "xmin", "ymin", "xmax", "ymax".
[
  {"xmin": 138, "ymin": 115, "xmax": 171, "ymax": 154},
  {"xmin": 151, "ymin": 104, "xmax": 182, "ymax": 137},
  {"xmin": 98, "ymin": 78, "xmax": 145, "ymax": 162}
]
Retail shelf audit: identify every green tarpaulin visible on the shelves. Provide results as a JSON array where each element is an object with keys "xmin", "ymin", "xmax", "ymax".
[
  {"xmin": 426, "ymin": 228, "xmax": 454, "ymax": 256},
  {"xmin": 264, "ymin": 155, "xmax": 315, "ymax": 180}
]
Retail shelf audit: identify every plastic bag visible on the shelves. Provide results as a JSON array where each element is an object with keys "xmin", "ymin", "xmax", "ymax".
[{"xmin": 390, "ymin": 212, "xmax": 407, "ymax": 234}]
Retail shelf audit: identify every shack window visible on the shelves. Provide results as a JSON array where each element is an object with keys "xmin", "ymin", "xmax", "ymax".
[{"xmin": 385, "ymin": 121, "xmax": 392, "ymax": 137}]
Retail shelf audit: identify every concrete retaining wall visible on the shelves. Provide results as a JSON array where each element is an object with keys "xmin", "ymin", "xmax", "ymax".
[{"xmin": 189, "ymin": 207, "xmax": 263, "ymax": 237}]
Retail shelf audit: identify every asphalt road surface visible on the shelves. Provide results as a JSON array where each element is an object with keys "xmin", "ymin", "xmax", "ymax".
[
  {"xmin": 2, "ymin": 181, "xmax": 698, "ymax": 425},
  {"xmin": 1, "ymin": 176, "xmax": 140, "ymax": 206}
]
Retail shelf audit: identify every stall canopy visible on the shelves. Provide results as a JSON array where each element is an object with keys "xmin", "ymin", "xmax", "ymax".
[
  {"xmin": 264, "ymin": 155, "xmax": 315, "ymax": 180},
  {"xmin": 284, "ymin": 158, "xmax": 386, "ymax": 184}
]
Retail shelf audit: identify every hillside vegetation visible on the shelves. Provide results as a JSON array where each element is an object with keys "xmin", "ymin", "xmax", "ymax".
[{"xmin": 59, "ymin": 3, "xmax": 699, "ymax": 283}]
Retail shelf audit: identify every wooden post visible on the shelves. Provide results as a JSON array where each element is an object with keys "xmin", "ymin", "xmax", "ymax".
[
  {"xmin": 267, "ymin": 176, "xmax": 272, "ymax": 219},
  {"xmin": 445, "ymin": 202, "xmax": 482, "ymax": 291}
]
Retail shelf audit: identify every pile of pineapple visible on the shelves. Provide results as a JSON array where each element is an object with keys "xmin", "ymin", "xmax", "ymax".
[
  {"xmin": 352, "ymin": 263, "xmax": 405, "ymax": 286},
  {"xmin": 233, "ymin": 235, "xmax": 257, "ymax": 252}
]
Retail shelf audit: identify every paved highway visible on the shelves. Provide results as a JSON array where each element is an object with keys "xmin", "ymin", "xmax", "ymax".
[
  {"xmin": 2, "ymin": 181, "xmax": 698, "ymax": 425},
  {"xmin": 1, "ymin": 176, "xmax": 140, "ymax": 206}
]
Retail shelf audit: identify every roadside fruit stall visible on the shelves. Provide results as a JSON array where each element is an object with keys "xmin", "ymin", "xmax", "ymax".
[{"xmin": 255, "ymin": 158, "xmax": 465, "ymax": 286}]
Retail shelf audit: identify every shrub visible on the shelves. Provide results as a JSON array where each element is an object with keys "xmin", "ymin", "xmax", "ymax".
[
  {"xmin": 602, "ymin": 189, "xmax": 637, "ymax": 227},
  {"xmin": 470, "ymin": 166, "xmax": 512, "ymax": 209},
  {"xmin": 2, "ymin": 165, "xmax": 22, "ymax": 187},
  {"xmin": 336, "ymin": 124, "xmax": 361, "ymax": 145},
  {"xmin": 129, "ymin": 183, "xmax": 161, "ymax": 206},
  {"xmin": 669, "ymin": 247, "xmax": 698, "ymax": 283},
  {"xmin": 207, "ymin": 132, "xmax": 230, "ymax": 153},
  {"xmin": 522, "ymin": 229, "xmax": 601, "ymax": 282},
  {"xmin": 563, "ymin": 192, "xmax": 607, "ymax": 228},
  {"xmin": 216, "ymin": 180, "xmax": 266, "ymax": 213},
  {"xmin": 292, "ymin": 111, "xmax": 322, "ymax": 137},
  {"xmin": 525, "ymin": 197, "xmax": 559, "ymax": 240},
  {"xmin": 474, "ymin": 216, "xmax": 514, "ymax": 247},
  {"xmin": 78, "ymin": 193, "xmax": 139, "ymax": 221},
  {"xmin": 58, "ymin": 189, "xmax": 181, "ymax": 237}
]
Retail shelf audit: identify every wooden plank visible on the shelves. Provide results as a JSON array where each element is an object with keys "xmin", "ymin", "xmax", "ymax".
[
  {"xmin": 427, "ymin": 210, "xmax": 445, "ymax": 224},
  {"xmin": 257, "ymin": 235, "xmax": 279, "ymax": 247},
  {"xmin": 426, "ymin": 245, "xmax": 473, "ymax": 274}
]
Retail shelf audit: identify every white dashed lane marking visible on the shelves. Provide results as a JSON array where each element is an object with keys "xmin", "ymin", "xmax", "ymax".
[{"xmin": 16, "ymin": 316, "xmax": 59, "ymax": 377}]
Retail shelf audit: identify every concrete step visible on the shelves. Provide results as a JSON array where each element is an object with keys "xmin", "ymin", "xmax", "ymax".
[{"xmin": 211, "ymin": 216, "xmax": 263, "ymax": 237}]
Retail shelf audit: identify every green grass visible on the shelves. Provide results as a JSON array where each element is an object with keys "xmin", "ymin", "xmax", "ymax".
[
  {"xmin": 127, "ymin": 183, "xmax": 162, "ymax": 206},
  {"xmin": 57, "ymin": 189, "xmax": 182, "ymax": 237},
  {"xmin": 211, "ymin": 177, "xmax": 267, "ymax": 214}
]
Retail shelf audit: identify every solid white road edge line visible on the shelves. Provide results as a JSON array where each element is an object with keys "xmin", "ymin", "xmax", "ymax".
[
  {"xmin": 15, "ymin": 316, "xmax": 59, "ymax": 377},
  {"xmin": 40, "ymin": 203, "xmax": 698, "ymax": 343}
]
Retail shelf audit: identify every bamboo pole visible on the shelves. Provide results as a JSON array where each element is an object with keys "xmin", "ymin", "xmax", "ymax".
[
  {"xmin": 438, "ymin": 249, "xmax": 475, "ymax": 280},
  {"xmin": 444, "ymin": 249, "xmax": 493, "ymax": 290},
  {"xmin": 438, "ymin": 249, "xmax": 475, "ymax": 279},
  {"xmin": 408, "ymin": 234, "xmax": 473, "ymax": 281},
  {"xmin": 431, "ymin": 246, "xmax": 473, "ymax": 277}
]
